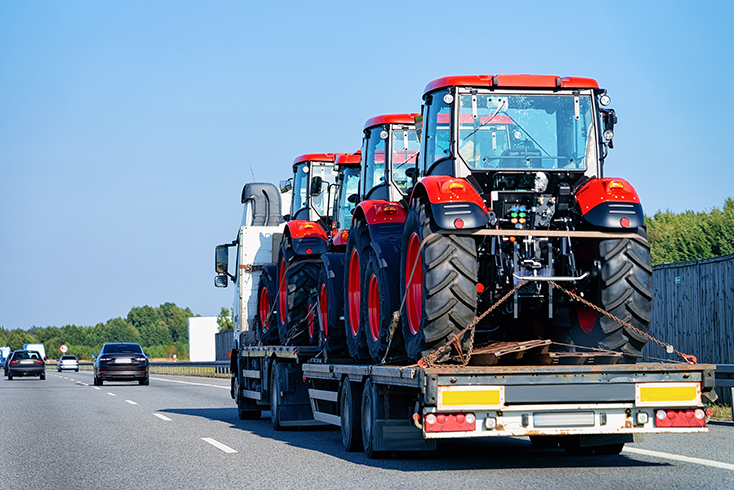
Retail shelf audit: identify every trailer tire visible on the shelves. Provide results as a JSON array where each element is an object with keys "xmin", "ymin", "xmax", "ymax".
[
  {"xmin": 344, "ymin": 220, "xmax": 371, "ymax": 361},
  {"xmin": 400, "ymin": 199, "xmax": 477, "ymax": 362},
  {"xmin": 361, "ymin": 379, "xmax": 388, "ymax": 459},
  {"xmin": 568, "ymin": 231, "xmax": 652, "ymax": 363},
  {"xmin": 363, "ymin": 251, "xmax": 403, "ymax": 362},
  {"xmin": 270, "ymin": 360, "xmax": 283, "ymax": 430},
  {"xmin": 277, "ymin": 239, "xmax": 320, "ymax": 345},
  {"xmin": 317, "ymin": 255, "xmax": 347, "ymax": 358},
  {"xmin": 256, "ymin": 264, "xmax": 280, "ymax": 345},
  {"xmin": 340, "ymin": 380, "xmax": 363, "ymax": 452}
]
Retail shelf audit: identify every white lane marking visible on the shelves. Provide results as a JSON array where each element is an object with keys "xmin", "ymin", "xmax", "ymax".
[
  {"xmin": 201, "ymin": 438, "xmax": 237, "ymax": 454},
  {"xmin": 93, "ymin": 387, "xmax": 101, "ymax": 390},
  {"xmin": 125, "ymin": 400, "xmax": 138, "ymax": 405},
  {"xmin": 150, "ymin": 377, "xmax": 229, "ymax": 390},
  {"xmin": 154, "ymin": 413, "xmax": 172, "ymax": 421},
  {"xmin": 107, "ymin": 392, "xmax": 116, "ymax": 396},
  {"xmin": 623, "ymin": 447, "xmax": 734, "ymax": 471}
]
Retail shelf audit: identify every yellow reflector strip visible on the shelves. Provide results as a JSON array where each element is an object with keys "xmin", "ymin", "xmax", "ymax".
[
  {"xmin": 438, "ymin": 386, "xmax": 504, "ymax": 409},
  {"xmin": 636, "ymin": 383, "xmax": 700, "ymax": 407}
]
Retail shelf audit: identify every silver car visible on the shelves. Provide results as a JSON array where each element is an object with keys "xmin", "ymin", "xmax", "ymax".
[{"xmin": 57, "ymin": 355, "xmax": 79, "ymax": 372}]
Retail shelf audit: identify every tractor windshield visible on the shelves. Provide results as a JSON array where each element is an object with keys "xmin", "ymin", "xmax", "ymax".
[
  {"xmin": 457, "ymin": 93, "xmax": 595, "ymax": 171},
  {"xmin": 334, "ymin": 166, "xmax": 360, "ymax": 231},
  {"xmin": 308, "ymin": 163, "xmax": 338, "ymax": 218},
  {"xmin": 291, "ymin": 163, "xmax": 308, "ymax": 216}
]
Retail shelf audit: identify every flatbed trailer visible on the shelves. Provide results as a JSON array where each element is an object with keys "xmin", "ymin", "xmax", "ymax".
[{"xmin": 230, "ymin": 339, "xmax": 715, "ymax": 457}]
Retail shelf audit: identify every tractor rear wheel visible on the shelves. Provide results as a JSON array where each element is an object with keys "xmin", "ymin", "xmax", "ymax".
[
  {"xmin": 363, "ymin": 251, "xmax": 403, "ymax": 363},
  {"xmin": 256, "ymin": 264, "xmax": 280, "ymax": 345},
  {"xmin": 343, "ymin": 220, "xmax": 370, "ymax": 361},
  {"xmin": 277, "ymin": 239, "xmax": 320, "ymax": 345},
  {"xmin": 568, "ymin": 231, "xmax": 653, "ymax": 363},
  {"xmin": 400, "ymin": 199, "xmax": 477, "ymax": 362},
  {"xmin": 317, "ymin": 255, "xmax": 347, "ymax": 358}
]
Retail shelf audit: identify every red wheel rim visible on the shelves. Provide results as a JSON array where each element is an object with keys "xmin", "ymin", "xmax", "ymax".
[
  {"xmin": 278, "ymin": 258, "xmax": 287, "ymax": 325},
  {"xmin": 406, "ymin": 233, "xmax": 422, "ymax": 335},
  {"xmin": 368, "ymin": 274, "xmax": 380, "ymax": 342},
  {"xmin": 307, "ymin": 301, "xmax": 315, "ymax": 340},
  {"xmin": 319, "ymin": 284, "xmax": 329, "ymax": 338},
  {"xmin": 259, "ymin": 287, "xmax": 270, "ymax": 331},
  {"xmin": 348, "ymin": 249, "xmax": 360, "ymax": 336},
  {"xmin": 576, "ymin": 306, "xmax": 597, "ymax": 334}
]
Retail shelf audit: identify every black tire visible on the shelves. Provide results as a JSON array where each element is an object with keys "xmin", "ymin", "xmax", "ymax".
[
  {"xmin": 75, "ymin": 369, "xmax": 79, "ymax": 372},
  {"xmin": 317, "ymin": 254, "xmax": 347, "ymax": 359},
  {"xmin": 256, "ymin": 264, "xmax": 280, "ymax": 345},
  {"xmin": 343, "ymin": 220, "xmax": 371, "ymax": 361},
  {"xmin": 362, "ymin": 251, "xmax": 403, "ymax": 363},
  {"xmin": 270, "ymin": 361, "xmax": 282, "ymax": 430},
  {"xmin": 361, "ymin": 379, "xmax": 388, "ymax": 459},
  {"xmin": 400, "ymin": 199, "xmax": 477, "ymax": 362},
  {"xmin": 277, "ymin": 239, "xmax": 320, "ymax": 345},
  {"xmin": 139, "ymin": 377, "xmax": 149, "ymax": 386},
  {"xmin": 7, "ymin": 375, "xmax": 12, "ymax": 380},
  {"xmin": 569, "ymin": 232, "xmax": 653, "ymax": 363},
  {"xmin": 340, "ymin": 380, "xmax": 363, "ymax": 452},
  {"xmin": 40, "ymin": 373, "xmax": 45, "ymax": 380}
]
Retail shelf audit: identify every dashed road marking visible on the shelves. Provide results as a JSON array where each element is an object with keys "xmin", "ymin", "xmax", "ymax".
[
  {"xmin": 201, "ymin": 438, "xmax": 237, "ymax": 454},
  {"xmin": 93, "ymin": 387, "xmax": 101, "ymax": 390},
  {"xmin": 623, "ymin": 447, "xmax": 734, "ymax": 471},
  {"xmin": 154, "ymin": 413, "xmax": 172, "ymax": 421},
  {"xmin": 125, "ymin": 400, "xmax": 138, "ymax": 405},
  {"xmin": 107, "ymin": 392, "xmax": 116, "ymax": 396},
  {"xmin": 150, "ymin": 377, "xmax": 229, "ymax": 390}
]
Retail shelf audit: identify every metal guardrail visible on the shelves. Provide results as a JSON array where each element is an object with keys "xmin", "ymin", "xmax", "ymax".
[
  {"xmin": 75, "ymin": 361, "xmax": 230, "ymax": 378},
  {"xmin": 716, "ymin": 364, "xmax": 734, "ymax": 420}
]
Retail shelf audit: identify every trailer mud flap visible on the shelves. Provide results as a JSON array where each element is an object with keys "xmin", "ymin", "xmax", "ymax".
[
  {"xmin": 274, "ymin": 361, "xmax": 321, "ymax": 426},
  {"xmin": 373, "ymin": 420, "xmax": 436, "ymax": 452}
]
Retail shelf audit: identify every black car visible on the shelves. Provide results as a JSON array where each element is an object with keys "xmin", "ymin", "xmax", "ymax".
[
  {"xmin": 6, "ymin": 350, "xmax": 46, "ymax": 380},
  {"xmin": 93, "ymin": 343, "xmax": 149, "ymax": 386}
]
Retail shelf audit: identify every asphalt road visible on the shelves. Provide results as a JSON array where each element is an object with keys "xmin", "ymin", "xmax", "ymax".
[{"xmin": 1, "ymin": 370, "xmax": 733, "ymax": 490}]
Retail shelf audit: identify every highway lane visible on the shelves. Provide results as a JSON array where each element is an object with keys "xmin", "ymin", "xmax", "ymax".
[{"xmin": 1, "ymin": 371, "xmax": 733, "ymax": 489}]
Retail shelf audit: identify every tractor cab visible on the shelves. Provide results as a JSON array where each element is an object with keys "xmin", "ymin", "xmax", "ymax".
[
  {"xmin": 330, "ymin": 151, "xmax": 361, "ymax": 247},
  {"xmin": 285, "ymin": 153, "xmax": 341, "ymax": 232},
  {"xmin": 361, "ymin": 114, "xmax": 420, "ymax": 207}
]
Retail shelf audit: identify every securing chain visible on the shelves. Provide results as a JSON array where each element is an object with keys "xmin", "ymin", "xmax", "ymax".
[{"xmin": 548, "ymin": 281, "xmax": 697, "ymax": 364}]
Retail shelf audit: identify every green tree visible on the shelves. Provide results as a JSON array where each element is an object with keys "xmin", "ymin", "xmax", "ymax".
[
  {"xmin": 217, "ymin": 307, "xmax": 233, "ymax": 332},
  {"xmin": 7, "ymin": 329, "xmax": 36, "ymax": 350}
]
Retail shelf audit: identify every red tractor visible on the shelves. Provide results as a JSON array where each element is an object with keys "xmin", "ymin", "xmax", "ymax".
[
  {"xmin": 400, "ymin": 75, "xmax": 651, "ymax": 363},
  {"xmin": 255, "ymin": 153, "xmax": 342, "ymax": 346},
  {"xmin": 341, "ymin": 114, "xmax": 420, "ymax": 362}
]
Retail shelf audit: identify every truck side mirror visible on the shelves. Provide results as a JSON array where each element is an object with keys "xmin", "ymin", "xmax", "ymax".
[
  {"xmin": 279, "ymin": 179, "xmax": 292, "ymax": 193},
  {"xmin": 214, "ymin": 275, "xmax": 228, "ymax": 288},
  {"xmin": 215, "ymin": 245, "xmax": 229, "ymax": 274}
]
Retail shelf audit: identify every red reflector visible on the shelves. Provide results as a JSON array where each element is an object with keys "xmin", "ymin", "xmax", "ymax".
[
  {"xmin": 454, "ymin": 218, "xmax": 464, "ymax": 229},
  {"xmin": 509, "ymin": 236, "xmax": 516, "ymax": 243},
  {"xmin": 620, "ymin": 217, "xmax": 630, "ymax": 228},
  {"xmin": 654, "ymin": 409, "xmax": 706, "ymax": 428},
  {"xmin": 424, "ymin": 412, "xmax": 476, "ymax": 433},
  {"xmin": 477, "ymin": 283, "xmax": 485, "ymax": 293},
  {"xmin": 306, "ymin": 248, "xmax": 312, "ymax": 255}
]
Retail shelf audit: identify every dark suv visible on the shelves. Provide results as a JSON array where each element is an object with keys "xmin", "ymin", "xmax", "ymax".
[
  {"xmin": 6, "ymin": 350, "xmax": 45, "ymax": 380},
  {"xmin": 93, "ymin": 343, "xmax": 149, "ymax": 386}
]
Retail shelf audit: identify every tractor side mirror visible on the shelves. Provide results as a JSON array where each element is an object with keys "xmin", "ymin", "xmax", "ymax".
[{"xmin": 347, "ymin": 193, "xmax": 357, "ymax": 203}]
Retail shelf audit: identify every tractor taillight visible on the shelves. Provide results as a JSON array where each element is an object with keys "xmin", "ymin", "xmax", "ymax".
[
  {"xmin": 449, "ymin": 181, "xmax": 465, "ymax": 191},
  {"xmin": 382, "ymin": 205, "xmax": 397, "ymax": 215},
  {"xmin": 607, "ymin": 180, "xmax": 625, "ymax": 191},
  {"xmin": 620, "ymin": 217, "xmax": 630, "ymax": 228}
]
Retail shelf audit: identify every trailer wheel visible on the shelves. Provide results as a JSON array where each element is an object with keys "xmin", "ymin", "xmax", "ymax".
[
  {"xmin": 256, "ymin": 264, "xmax": 280, "ymax": 345},
  {"xmin": 317, "ymin": 255, "xmax": 347, "ymax": 358},
  {"xmin": 400, "ymin": 199, "xmax": 477, "ymax": 362},
  {"xmin": 270, "ymin": 361, "xmax": 283, "ymax": 430},
  {"xmin": 568, "ymin": 231, "xmax": 652, "ymax": 363},
  {"xmin": 344, "ymin": 220, "xmax": 370, "ymax": 361},
  {"xmin": 363, "ymin": 252, "xmax": 403, "ymax": 362},
  {"xmin": 340, "ymin": 380, "xmax": 363, "ymax": 452},
  {"xmin": 277, "ymin": 239, "xmax": 320, "ymax": 345},
  {"xmin": 361, "ymin": 379, "xmax": 388, "ymax": 459}
]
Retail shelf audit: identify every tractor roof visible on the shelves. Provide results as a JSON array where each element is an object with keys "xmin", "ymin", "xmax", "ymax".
[
  {"xmin": 292, "ymin": 153, "xmax": 340, "ymax": 165},
  {"xmin": 336, "ymin": 151, "xmax": 361, "ymax": 167},
  {"xmin": 424, "ymin": 75, "xmax": 599, "ymax": 95},
  {"xmin": 363, "ymin": 113, "xmax": 420, "ymax": 130}
]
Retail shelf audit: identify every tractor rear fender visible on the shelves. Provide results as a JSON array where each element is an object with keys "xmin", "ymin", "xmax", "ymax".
[
  {"xmin": 410, "ymin": 175, "xmax": 490, "ymax": 230},
  {"xmin": 284, "ymin": 220, "xmax": 329, "ymax": 256},
  {"xmin": 575, "ymin": 178, "xmax": 644, "ymax": 229},
  {"xmin": 353, "ymin": 201, "xmax": 407, "ymax": 243}
]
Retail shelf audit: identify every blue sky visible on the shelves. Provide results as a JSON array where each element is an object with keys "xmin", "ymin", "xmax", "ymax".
[{"xmin": 1, "ymin": 0, "xmax": 732, "ymax": 330}]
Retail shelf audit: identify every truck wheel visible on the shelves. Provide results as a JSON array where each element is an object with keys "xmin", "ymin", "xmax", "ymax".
[
  {"xmin": 363, "ymin": 252, "xmax": 403, "ymax": 363},
  {"xmin": 361, "ymin": 379, "xmax": 388, "ymax": 459},
  {"xmin": 569, "ymin": 232, "xmax": 652, "ymax": 363},
  {"xmin": 400, "ymin": 199, "xmax": 477, "ymax": 362},
  {"xmin": 340, "ymin": 380, "xmax": 363, "ymax": 452},
  {"xmin": 277, "ymin": 239, "xmax": 320, "ymax": 345},
  {"xmin": 270, "ymin": 361, "xmax": 283, "ymax": 430},
  {"xmin": 344, "ymin": 220, "xmax": 370, "ymax": 361},
  {"xmin": 256, "ymin": 264, "xmax": 280, "ymax": 345},
  {"xmin": 317, "ymin": 254, "xmax": 347, "ymax": 358}
]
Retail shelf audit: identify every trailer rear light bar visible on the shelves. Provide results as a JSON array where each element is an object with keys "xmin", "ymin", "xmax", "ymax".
[
  {"xmin": 655, "ymin": 409, "xmax": 706, "ymax": 428},
  {"xmin": 424, "ymin": 412, "xmax": 476, "ymax": 433}
]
